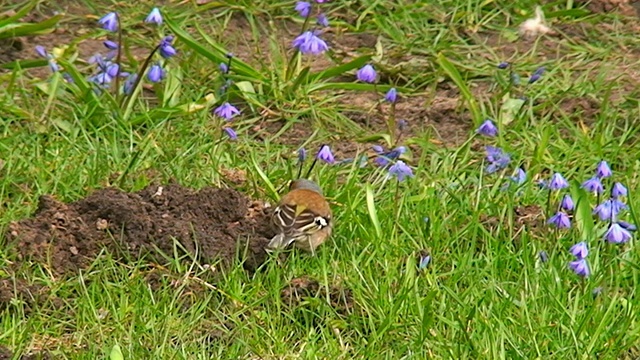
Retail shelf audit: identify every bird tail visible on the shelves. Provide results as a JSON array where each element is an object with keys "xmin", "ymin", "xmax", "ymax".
[{"xmin": 267, "ymin": 233, "xmax": 295, "ymax": 251}]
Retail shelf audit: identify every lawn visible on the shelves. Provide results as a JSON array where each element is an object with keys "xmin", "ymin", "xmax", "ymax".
[{"xmin": 1, "ymin": 0, "xmax": 640, "ymax": 358}]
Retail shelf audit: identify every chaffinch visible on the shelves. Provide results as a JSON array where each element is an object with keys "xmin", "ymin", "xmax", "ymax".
[{"xmin": 267, "ymin": 178, "xmax": 332, "ymax": 255}]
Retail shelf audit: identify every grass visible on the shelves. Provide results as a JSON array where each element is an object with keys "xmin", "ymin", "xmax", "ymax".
[{"xmin": 2, "ymin": 0, "xmax": 640, "ymax": 358}]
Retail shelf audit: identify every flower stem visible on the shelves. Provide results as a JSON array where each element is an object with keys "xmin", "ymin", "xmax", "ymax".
[
  {"xmin": 120, "ymin": 43, "xmax": 161, "ymax": 109},
  {"xmin": 114, "ymin": 14, "xmax": 123, "ymax": 102}
]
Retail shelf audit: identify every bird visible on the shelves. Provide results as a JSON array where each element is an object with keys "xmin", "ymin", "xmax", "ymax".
[{"xmin": 267, "ymin": 178, "xmax": 332, "ymax": 255}]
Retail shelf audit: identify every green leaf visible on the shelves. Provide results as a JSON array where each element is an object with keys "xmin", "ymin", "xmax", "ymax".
[
  {"xmin": 109, "ymin": 344, "xmax": 124, "ymax": 360},
  {"xmin": 366, "ymin": 184, "xmax": 382, "ymax": 239},
  {"xmin": 0, "ymin": 58, "xmax": 48, "ymax": 70},
  {"xmin": 499, "ymin": 96, "xmax": 525, "ymax": 126},
  {"xmin": 572, "ymin": 186, "xmax": 594, "ymax": 240},
  {"xmin": 436, "ymin": 52, "xmax": 481, "ymax": 122},
  {"xmin": 0, "ymin": 14, "xmax": 63, "ymax": 39},
  {"xmin": 164, "ymin": 17, "xmax": 264, "ymax": 82},
  {"xmin": 358, "ymin": 133, "xmax": 392, "ymax": 146},
  {"xmin": 289, "ymin": 66, "xmax": 310, "ymax": 93},
  {"xmin": 0, "ymin": 0, "xmax": 38, "ymax": 28}
]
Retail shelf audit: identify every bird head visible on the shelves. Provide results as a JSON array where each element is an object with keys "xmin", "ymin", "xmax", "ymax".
[{"xmin": 289, "ymin": 179, "xmax": 323, "ymax": 196}]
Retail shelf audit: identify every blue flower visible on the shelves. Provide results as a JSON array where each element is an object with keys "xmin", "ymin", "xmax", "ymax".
[
  {"xmin": 581, "ymin": 177, "xmax": 603, "ymax": 194},
  {"xmin": 292, "ymin": 31, "xmax": 329, "ymax": 55},
  {"xmin": 510, "ymin": 167, "xmax": 527, "ymax": 185},
  {"xmin": 595, "ymin": 160, "xmax": 612, "ymax": 178},
  {"xmin": 374, "ymin": 146, "xmax": 405, "ymax": 167},
  {"xmin": 497, "ymin": 61, "xmax": 509, "ymax": 69},
  {"xmin": 123, "ymin": 73, "xmax": 137, "ymax": 95},
  {"xmin": 538, "ymin": 250, "xmax": 549, "ymax": 263},
  {"xmin": 528, "ymin": 66, "xmax": 545, "ymax": 84},
  {"xmin": 356, "ymin": 64, "xmax": 376, "ymax": 83},
  {"xmin": 147, "ymin": 63, "xmax": 165, "ymax": 83},
  {"xmin": 547, "ymin": 211, "xmax": 570, "ymax": 229},
  {"xmin": 593, "ymin": 200, "xmax": 613, "ymax": 221},
  {"xmin": 145, "ymin": 7, "xmax": 163, "ymax": 25},
  {"xmin": 569, "ymin": 258, "xmax": 590, "ymax": 277},
  {"xmin": 159, "ymin": 36, "xmax": 177, "ymax": 58},
  {"xmin": 219, "ymin": 62, "xmax": 229, "ymax": 74},
  {"xmin": 384, "ymin": 88, "xmax": 398, "ymax": 103},
  {"xmin": 548, "ymin": 173, "xmax": 568, "ymax": 191},
  {"xmin": 484, "ymin": 146, "xmax": 510, "ymax": 174},
  {"xmin": 618, "ymin": 221, "xmax": 637, "ymax": 231},
  {"xmin": 295, "ymin": 1, "xmax": 312, "ymax": 17},
  {"xmin": 213, "ymin": 102, "xmax": 241, "ymax": 120},
  {"xmin": 560, "ymin": 194, "xmax": 574, "ymax": 211},
  {"xmin": 317, "ymin": 145, "xmax": 335, "ymax": 164},
  {"xmin": 35, "ymin": 45, "xmax": 48, "ymax": 58},
  {"xmin": 388, "ymin": 160, "xmax": 414, "ymax": 181},
  {"xmin": 569, "ymin": 241, "xmax": 588, "ymax": 259},
  {"xmin": 316, "ymin": 13, "xmax": 329, "ymax": 27},
  {"xmin": 298, "ymin": 148, "xmax": 307, "ymax": 163},
  {"xmin": 418, "ymin": 255, "xmax": 431, "ymax": 270},
  {"xmin": 604, "ymin": 222, "xmax": 632, "ymax": 244},
  {"xmin": 223, "ymin": 127, "xmax": 238, "ymax": 140},
  {"xmin": 611, "ymin": 182, "xmax": 627, "ymax": 198},
  {"xmin": 476, "ymin": 119, "xmax": 498, "ymax": 137},
  {"xmin": 98, "ymin": 12, "xmax": 118, "ymax": 32},
  {"xmin": 103, "ymin": 40, "xmax": 118, "ymax": 50}
]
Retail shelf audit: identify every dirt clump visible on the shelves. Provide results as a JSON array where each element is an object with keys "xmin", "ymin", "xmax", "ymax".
[{"xmin": 5, "ymin": 184, "xmax": 275, "ymax": 276}]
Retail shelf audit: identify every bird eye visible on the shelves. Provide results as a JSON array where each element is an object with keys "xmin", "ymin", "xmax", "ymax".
[{"xmin": 314, "ymin": 217, "xmax": 328, "ymax": 227}]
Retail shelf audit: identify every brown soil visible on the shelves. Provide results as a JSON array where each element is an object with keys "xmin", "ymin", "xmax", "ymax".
[{"xmin": 4, "ymin": 183, "xmax": 274, "ymax": 276}]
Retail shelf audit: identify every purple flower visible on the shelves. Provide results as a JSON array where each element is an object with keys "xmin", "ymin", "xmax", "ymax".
[
  {"xmin": 384, "ymin": 88, "xmax": 398, "ymax": 103},
  {"xmin": 317, "ymin": 13, "xmax": 329, "ymax": 27},
  {"xmin": 103, "ymin": 40, "xmax": 118, "ymax": 50},
  {"xmin": 295, "ymin": 1, "xmax": 312, "ymax": 17},
  {"xmin": 561, "ymin": 194, "xmax": 575, "ymax": 211},
  {"xmin": 90, "ymin": 72, "xmax": 112, "ymax": 86},
  {"xmin": 510, "ymin": 167, "xmax": 527, "ymax": 185},
  {"xmin": 397, "ymin": 119, "xmax": 408, "ymax": 131},
  {"xmin": 569, "ymin": 241, "xmax": 588, "ymax": 259},
  {"xmin": 581, "ymin": 177, "xmax": 603, "ymax": 194},
  {"xmin": 547, "ymin": 211, "xmax": 570, "ymax": 229},
  {"xmin": 374, "ymin": 146, "xmax": 406, "ymax": 167},
  {"xmin": 476, "ymin": 119, "xmax": 498, "ymax": 137},
  {"xmin": 356, "ymin": 64, "xmax": 377, "ymax": 83},
  {"xmin": 569, "ymin": 259, "xmax": 590, "ymax": 277},
  {"xmin": 595, "ymin": 161, "xmax": 612, "ymax": 178},
  {"xmin": 159, "ymin": 36, "xmax": 177, "ymax": 58},
  {"xmin": 548, "ymin": 173, "xmax": 569, "ymax": 191},
  {"xmin": 219, "ymin": 62, "xmax": 229, "ymax": 74},
  {"xmin": 418, "ymin": 255, "xmax": 431, "ymax": 270},
  {"xmin": 292, "ymin": 31, "xmax": 329, "ymax": 55},
  {"xmin": 223, "ymin": 127, "xmax": 238, "ymax": 140},
  {"xmin": 98, "ymin": 12, "xmax": 118, "ymax": 32},
  {"xmin": 528, "ymin": 66, "xmax": 545, "ymax": 84},
  {"xmin": 213, "ymin": 102, "xmax": 241, "ymax": 120},
  {"xmin": 317, "ymin": 145, "xmax": 335, "ymax": 164},
  {"xmin": 619, "ymin": 221, "xmax": 637, "ymax": 231},
  {"xmin": 611, "ymin": 198, "xmax": 628, "ymax": 214},
  {"xmin": 611, "ymin": 182, "xmax": 627, "ymax": 198},
  {"xmin": 123, "ymin": 73, "xmax": 137, "ymax": 95},
  {"xmin": 497, "ymin": 62, "xmax": 509, "ymax": 69},
  {"xmin": 105, "ymin": 63, "xmax": 119, "ymax": 78},
  {"xmin": 593, "ymin": 200, "xmax": 613, "ymax": 221},
  {"xmin": 298, "ymin": 148, "xmax": 307, "ymax": 163},
  {"xmin": 145, "ymin": 7, "xmax": 163, "ymax": 25},
  {"xmin": 485, "ymin": 146, "xmax": 510, "ymax": 174},
  {"xmin": 604, "ymin": 223, "xmax": 632, "ymax": 244},
  {"xmin": 372, "ymin": 145, "xmax": 384, "ymax": 154},
  {"xmin": 147, "ymin": 63, "xmax": 165, "ymax": 83},
  {"xmin": 35, "ymin": 45, "xmax": 48, "ymax": 58},
  {"xmin": 538, "ymin": 251, "xmax": 549, "ymax": 263},
  {"xmin": 48, "ymin": 60, "xmax": 60, "ymax": 73},
  {"xmin": 388, "ymin": 160, "xmax": 414, "ymax": 182}
]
